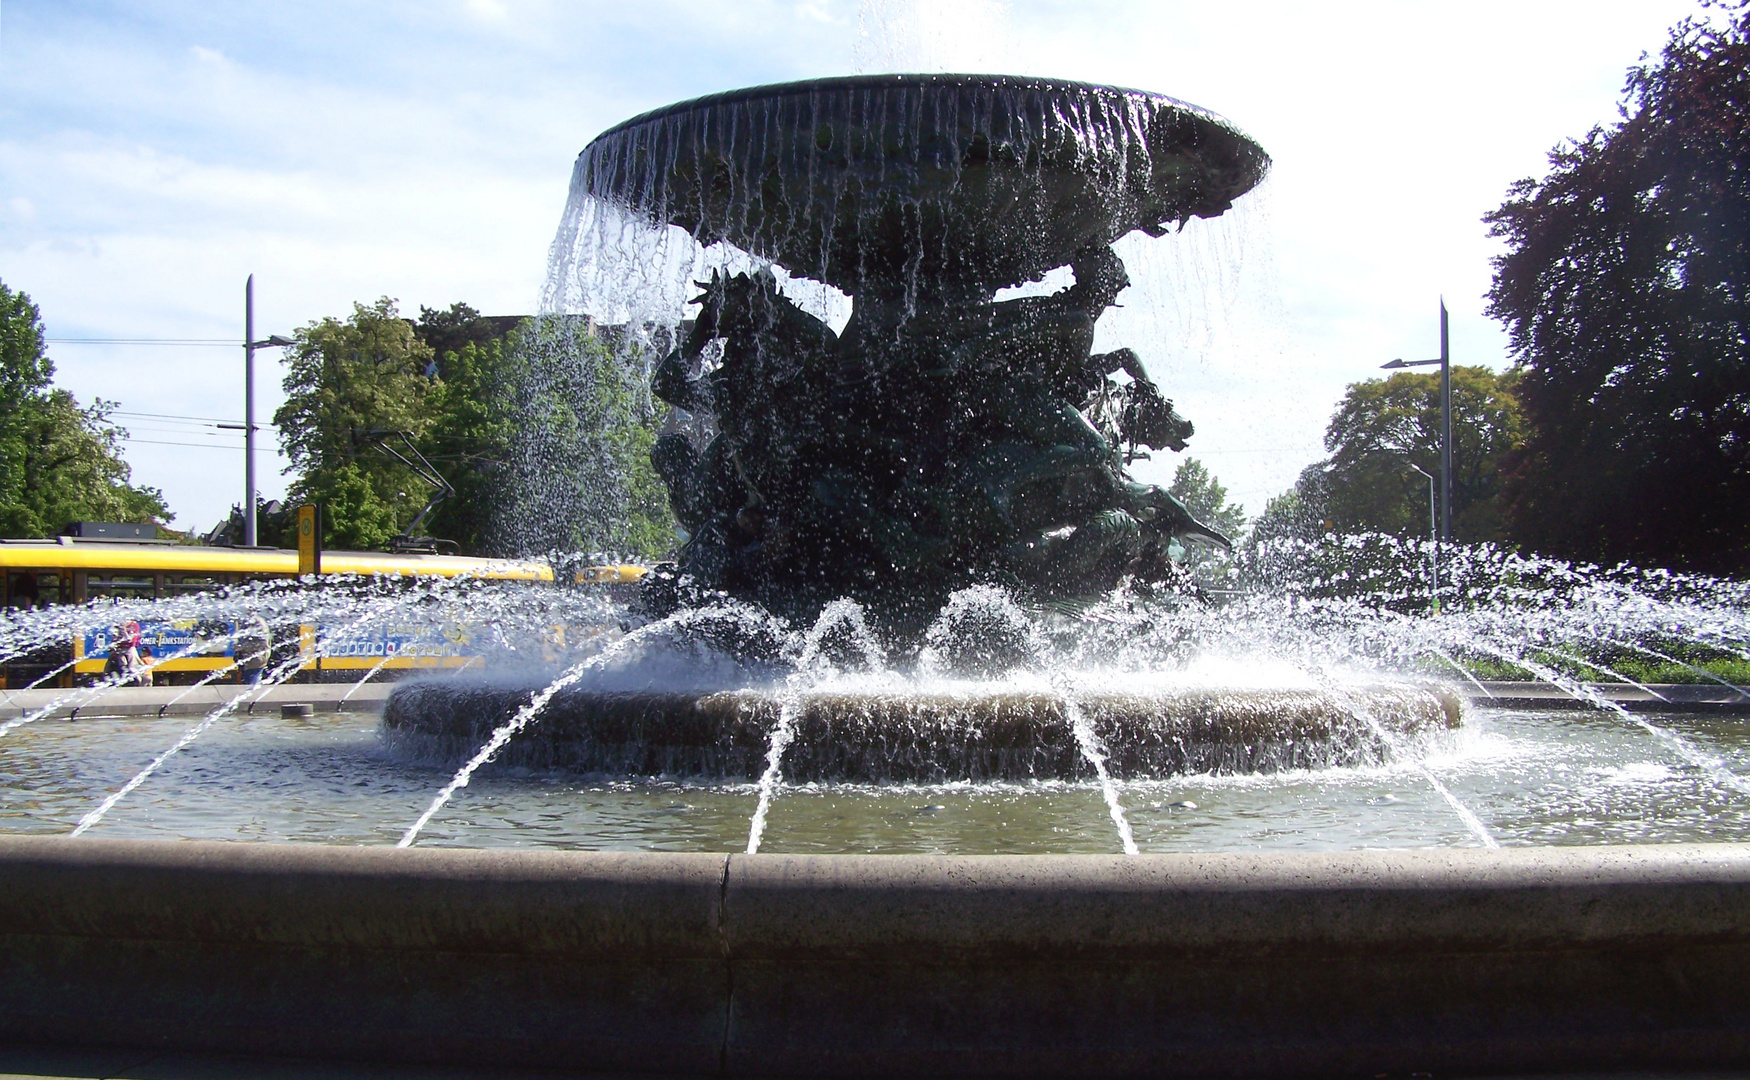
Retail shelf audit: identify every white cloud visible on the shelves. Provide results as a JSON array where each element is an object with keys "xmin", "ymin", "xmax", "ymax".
[
  {"xmin": 466, "ymin": 0, "xmax": 510, "ymax": 21},
  {"xmin": 0, "ymin": 0, "xmax": 1702, "ymax": 528}
]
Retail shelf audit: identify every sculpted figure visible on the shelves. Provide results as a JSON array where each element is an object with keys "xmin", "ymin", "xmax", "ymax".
[
  {"xmin": 646, "ymin": 245, "xmax": 1230, "ymax": 613},
  {"xmin": 650, "ymin": 270, "xmax": 852, "ymax": 593}
]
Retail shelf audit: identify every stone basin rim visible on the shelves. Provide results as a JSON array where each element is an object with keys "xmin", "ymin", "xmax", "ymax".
[
  {"xmin": 3, "ymin": 837, "xmax": 1749, "ymax": 1076},
  {"xmin": 584, "ymin": 71, "xmax": 1245, "ymax": 149}
]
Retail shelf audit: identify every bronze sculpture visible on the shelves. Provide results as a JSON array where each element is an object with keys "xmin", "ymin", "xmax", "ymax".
[{"xmin": 574, "ymin": 74, "xmax": 1270, "ymax": 618}]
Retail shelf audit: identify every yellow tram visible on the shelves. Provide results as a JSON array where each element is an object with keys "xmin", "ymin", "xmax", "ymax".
[{"xmin": 0, "ymin": 539, "xmax": 644, "ymax": 688}]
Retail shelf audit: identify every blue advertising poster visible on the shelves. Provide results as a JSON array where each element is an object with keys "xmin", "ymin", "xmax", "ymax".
[
  {"xmin": 318, "ymin": 621, "xmax": 477, "ymax": 660},
  {"xmin": 83, "ymin": 620, "xmax": 235, "ymax": 661}
]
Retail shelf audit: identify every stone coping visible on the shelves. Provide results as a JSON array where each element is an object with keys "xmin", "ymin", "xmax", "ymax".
[
  {"xmin": 1475, "ymin": 681, "xmax": 1750, "ymax": 712},
  {"xmin": 0, "ymin": 682, "xmax": 394, "ymax": 719},
  {"xmin": 0, "ymin": 836, "xmax": 1747, "ymax": 1076}
]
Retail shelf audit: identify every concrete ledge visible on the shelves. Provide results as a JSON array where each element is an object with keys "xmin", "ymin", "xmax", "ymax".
[
  {"xmin": 12, "ymin": 679, "xmax": 1737, "ymax": 723},
  {"xmin": 0, "ymin": 682, "xmax": 393, "ymax": 719},
  {"xmin": 1473, "ymin": 681, "xmax": 1750, "ymax": 713},
  {"xmin": 1, "ymin": 837, "xmax": 1748, "ymax": 1076}
]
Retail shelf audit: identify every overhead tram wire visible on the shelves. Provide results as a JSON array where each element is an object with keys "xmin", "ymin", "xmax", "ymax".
[
  {"xmin": 44, "ymin": 338, "xmax": 242, "ymax": 346},
  {"xmin": 111, "ymin": 409, "xmax": 251, "ymax": 425},
  {"xmin": 46, "ymin": 339, "xmax": 273, "ymax": 434},
  {"xmin": 119, "ymin": 438, "xmax": 251, "ymax": 451}
]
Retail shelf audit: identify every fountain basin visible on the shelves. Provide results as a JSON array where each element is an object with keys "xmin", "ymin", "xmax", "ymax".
[
  {"xmin": 2, "ymin": 836, "xmax": 1747, "ymax": 1076},
  {"xmin": 383, "ymin": 681, "xmax": 1460, "ymax": 781}
]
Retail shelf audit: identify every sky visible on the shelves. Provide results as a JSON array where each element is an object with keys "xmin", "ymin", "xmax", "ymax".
[{"xmin": 0, "ymin": 0, "xmax": 1707, "ymax": 535}]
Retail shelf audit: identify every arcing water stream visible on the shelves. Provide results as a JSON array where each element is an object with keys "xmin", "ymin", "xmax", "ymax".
[{"xmin": 0, "ymin": 537, "xmax": 1746, "ymax": 854}]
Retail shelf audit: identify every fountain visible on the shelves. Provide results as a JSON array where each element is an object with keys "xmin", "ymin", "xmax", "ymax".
[
  {"xmin": 0, "ymin": 75, "xmax": 1748, "ymax": 1080},
  {"xmin": 563, "ymin": 74, "xmax": 1262, "ymax": 615},
  {"xmin": 383, "ymin": 76, "xmax": 1457, "ymax": 798}
]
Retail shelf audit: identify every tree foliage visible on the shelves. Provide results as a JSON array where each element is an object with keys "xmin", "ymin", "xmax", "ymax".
[
  {"xmin": 272, "ymin": 300, "xmax": 674, "ymax": 559},
  {"xmin": 1163, "ymin": 456, "xmax": 1248, "ymax": 580},
  {"xmin": 416, "ymin": 331, "xmax": 513, "ymax": 554},
  {"xmin": 1321, "ymin": 367, "xmax": 1524, "ymax": 544},
  {"xmin": 1485, "ymin": 2, "xmax": 1750, "ymax": 573},
  {"xmin": 1248, "ymin": 368, "xmax": 1525, "ymax": 549},
  {"xmin": 1167, "ymin": 457, "xmax": 1247, "ymax": 540},
  {"xmin": 1166, "ymin": 455, "xmax": 1247, "ymax": 564},
  {"xmin": 274, "ymin": 298, "xmax": 438, "ymax": 551},
  {"xmin": 0, "ymin": 280, "xmax": 169, "ymax": 537},
  {"xmin": 491, "ymin": 316, "xmax": 674, "ymax": 560},
  {"xmin": 1249, "ymin": 464, "xmax": 1329, "ymax": 548}
]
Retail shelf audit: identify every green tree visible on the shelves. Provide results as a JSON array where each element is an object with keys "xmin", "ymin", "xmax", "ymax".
[
  {"xmin": 276, "ymin": 298, "xmax": 675, "ymax": 559},
  {"xmin": 1485, "ymin": 2, "xmax": 1750, "ymax": 573},
  {"xmin": 1248, "ymin": 465, "xmax": 1330, "ymax": 548},
  {"xmin": 1, "ymin": 282, "xmax": 52, "ymax": 414},
  {"xmin": 1167, "ymin": 457, "xmax": 1247, "ymax": 542},
  {"xmin": 274, "ymin": 298, "xmax": 438, "ymax": 550},
  {"xmin": 491, "ymin": 316, "xmax": 674, "ymax": 560},
  {"xmin": 414, "ymin": 302, "xmax": 523, "ymax": 362},
  {"xmin": 1320, "ymin": 367, "xmax": 1525, "ymax": 544},
  {"xmin": 1165, "ymin": 457, "xmax": 1248, "ymax": 581},
  {"xmin": 0, "ymin": 280, "xmax": 169, "ymax": 537},
  {"xmin": 414, "ymin": 306, "xmax": 516, "ymax": 555}
]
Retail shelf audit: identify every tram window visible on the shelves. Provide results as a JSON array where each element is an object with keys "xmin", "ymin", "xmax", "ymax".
[
  {"xmin": 164, "ymin": 575, "xmax": 221, "ymax": 596},
  {"xmin": 5, "ymin": 573, "xmax": 37, "ymax": 608},
  {"xmin": 86, "ymin": 574, "xmax": 155, "ymax": 600},
  {"xmin": 5, "ymin": 572, "xmax": 60, "ymax": 608}
]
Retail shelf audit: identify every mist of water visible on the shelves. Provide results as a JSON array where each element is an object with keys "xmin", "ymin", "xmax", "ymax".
[{"xmin": 3, "ymin": 533, "xmax": 1748, "ymax": 853}]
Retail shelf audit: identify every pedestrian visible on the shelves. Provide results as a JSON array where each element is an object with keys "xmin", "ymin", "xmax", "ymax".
[
  {"xmin": 117, "ymin": 621, "xmax": 146, "ymax": 685},
  {"xmin": 237, "ymin": 617, "xmax": 272, "ymax": 685}
]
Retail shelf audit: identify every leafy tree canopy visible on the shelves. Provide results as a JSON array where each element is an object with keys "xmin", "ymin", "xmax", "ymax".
[
  {"xmin": 0, "ymin": 280, "xmax": 169, "ymax": 538},
  {"xmin": 1246, "ymin": 368, "xmax": 1525, "ymax": 550},
  {"xmin": 1321, "ymin": 367, "xmax": 1524, "ymax": 544},
  {"xmin": 415, "ymin": 302, "xmax": 523, "ymax": 365},
  {"xmin": 273, "ymin": 299, "xmax": 675, "ymax": 559},
  {"xmin": 491, "ymin": 316, "xmax": 674, "ymax": 560},
  {"xmin": 1485, "ymin": 1, "xmax": 1750, "ymax": 573},
  {"xmin": 1165, "ymin": 456, "xmax": 1248, "ymax": 579},
  {"xmin": 1167, "ymin": 457, "xmax": 1247, "ymax": 541},
  {"xmin": 0, "ymin": 282, "xmax": 52, "ymax": 411},
  {"xmin": 1248, "ymin": 464, "xmax": 1329, "ymax": 549},
  {"xmin": 274, "ymin": 297, "xmax": 438, "ymax": 550},
  {"xmin": 415, "ymin": 334, "xmax": 511, "ymax": 555}
]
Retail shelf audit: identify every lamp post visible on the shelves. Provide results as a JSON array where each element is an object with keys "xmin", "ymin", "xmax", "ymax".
[
  {"xmin": 242, "ymin": 275, "xmax": 294, "ymax": 548},
  {"xmin": 1380, "ymin": 298, "xmax": 1451, "ymax": 612},
  {"xmin": 1362, "ymin": 449, "xmax": 1438, "ymax": 613},
  {"xmin": 1399, "ymin": 458, "xmax": 1438, "ymax": 612}
]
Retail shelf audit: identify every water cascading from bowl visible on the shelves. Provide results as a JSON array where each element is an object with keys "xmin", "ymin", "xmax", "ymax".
[{"xmin": 546, "ymin": 74, "xmax": 1270, "ymax": 619}]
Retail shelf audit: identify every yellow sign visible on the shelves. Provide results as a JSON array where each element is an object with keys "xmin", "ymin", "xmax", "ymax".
[{"xmin": 297, "ymin": 504, "xmax": 321, "ymax": 575}]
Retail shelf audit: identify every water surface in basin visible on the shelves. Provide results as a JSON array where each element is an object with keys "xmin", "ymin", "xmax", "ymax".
[{"xmin": 2, "ymin": 705, "xmax": 1745, "ymax": 853}]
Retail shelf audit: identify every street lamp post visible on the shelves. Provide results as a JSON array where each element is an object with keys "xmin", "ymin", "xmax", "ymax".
[
  {"xmin": 1364, "ymin": 449, "xmax": 1438, "ymax": 613},
  {"xmin": 242, "ymin": 275, "xmax": 294, "ymax": 548},
  {"xmin": 1401, "ymin": 459, "xmax": 1437, "ymax": 611},
  {"xmin": 1381, "ymin": 298, "xmax": 1452, "ymax": 612}
]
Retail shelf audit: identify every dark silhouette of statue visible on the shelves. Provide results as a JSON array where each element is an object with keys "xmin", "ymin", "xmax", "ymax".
[{"xmin": 577, "ymin": 74, "xmax": 1269, "ymax": 619}]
